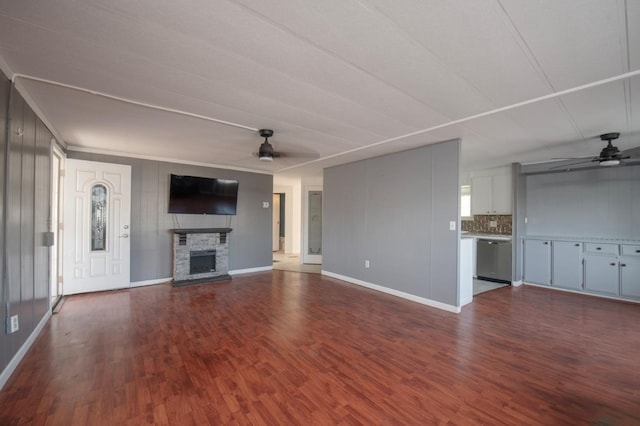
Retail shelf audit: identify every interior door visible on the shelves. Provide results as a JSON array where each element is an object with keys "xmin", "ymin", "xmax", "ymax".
[
  {"xmin": 63, "ymin": 159, "xmax": 131, "ymax": 295},
  {"xmin": 273, "ymin": 193, "xmax": 280, "ymax": 251},
  {"xmin": 302, "ymin": 187, "xmax": 322, "ymax": 264},
  {"xmin": 50, "ymin": 147, "xmax": 64, "ymax": 305}
]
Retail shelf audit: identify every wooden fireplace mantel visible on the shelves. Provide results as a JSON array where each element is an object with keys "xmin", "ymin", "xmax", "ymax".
[{"xmin": 171, "ymin": 228, "xmax": 232, "ymax": 235}]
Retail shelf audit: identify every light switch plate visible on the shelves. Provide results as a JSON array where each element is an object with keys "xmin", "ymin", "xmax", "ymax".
[
  {"xmin": 490, "ymin": 220, "xmax": 497, "ymax": 228},
  {"xmin": 8, "ymin": 315, "xmax": 19, "ymax": 333},
  {"xmin": 449, "ymin": 221, "xmax": 456, "ymax": 231}
]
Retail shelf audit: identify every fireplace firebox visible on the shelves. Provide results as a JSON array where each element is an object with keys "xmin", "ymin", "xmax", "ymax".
[{"xmin": 190, "ymin": 249, "xmax": 216, "ymax": 275}]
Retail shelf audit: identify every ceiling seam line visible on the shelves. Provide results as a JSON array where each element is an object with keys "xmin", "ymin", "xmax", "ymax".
[
  {"xmin": 621, "ymin": 0, "xmax": 632, "ymax": 132},
  {"xmin": 494, "ymin": 1, "xmax": 583, "ymax": 140},
  {"xmin": 11, "ymin": 73, "xmax": 259, "ymax": 132},
  {"xmin": 8, "ymin": 72, "xmax": 410, "ymax": 150},
  {"xmin": 2, "ymin": 11, "xmax": 450, "ymax": 133},
  {"xmin": 276, "ymin": 69, "xmax": 640, "ymax": 173},
  {"xmin": 495, "ymin": 0, "xmax": 557, "ymax": 92},
  {"xmin": 226, "ymin": 0, "xmax": 461, "ymax": 124},
  {"xmin": 66, "ymin": 145, "xmax": 272, "ymax": 175},
  {"xmin": 350, "ymin": 0, "xmax": 500, "ymax": 111}
]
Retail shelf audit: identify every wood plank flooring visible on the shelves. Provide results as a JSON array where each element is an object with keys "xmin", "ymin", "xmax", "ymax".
[{"xmin": 1, "ymin": 271, "xmax": 639, "ymax": 425}]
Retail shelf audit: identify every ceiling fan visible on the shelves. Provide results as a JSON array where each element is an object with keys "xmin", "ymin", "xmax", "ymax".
[
  {"xmin": 256, "ymin": 129, "xmax": 279, "ymax": 162},
  {"xmin": 550, "ymin": 133, "xmax": 640, "ymax": 170},
  {"xmin": 254, "ymin": 129, "xmax": 318, "ymax": 162}
]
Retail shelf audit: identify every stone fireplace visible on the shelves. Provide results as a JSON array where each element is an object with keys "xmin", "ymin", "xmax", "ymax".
[{"xmin": 172, "ymin": 228, "xmax": 232, "ymax": 286}]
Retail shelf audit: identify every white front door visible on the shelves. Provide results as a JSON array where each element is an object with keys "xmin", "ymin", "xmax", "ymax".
[{"xmin": 63, "ymin": 159, "xmax": 131, "ymax": 295}]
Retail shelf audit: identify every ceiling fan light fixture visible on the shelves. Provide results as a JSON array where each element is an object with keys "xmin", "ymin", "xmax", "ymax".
[
  {"xmin": 599, "ymin": 159, "xmax": 619, "ymax": 166},
  {"xmin": 258, "ymin": 152, "xmax": 274, "ymax": 161}
]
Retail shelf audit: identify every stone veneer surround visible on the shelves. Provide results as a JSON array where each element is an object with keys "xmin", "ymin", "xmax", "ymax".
[{"xmin": 173, "ymin": 228, "xmax": 232, "ymax": 285}]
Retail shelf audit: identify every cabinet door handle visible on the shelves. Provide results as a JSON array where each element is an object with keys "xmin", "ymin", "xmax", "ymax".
[
  {"xmin": 610, "ymin": 262, "xmax": 616, "ymax": 266},
  {"xmin": 636, "ymin": 250, "xmax": 640, "ymax": 253},
  {"xmin": 620, "ymin": 263, "xmax": 626, "ymax": 267},
  {"xmin": 575, "ymin": 243, "xmax": 580, "ymax": 247},
  {"xmin": 543, "ymin": 242, "xmax": 548, "ymax": 245},
  {"xmin": 596, "ymin": 247, "xmax": 602, "ymax": 250}
]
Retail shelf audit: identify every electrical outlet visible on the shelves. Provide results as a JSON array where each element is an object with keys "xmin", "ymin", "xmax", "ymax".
[
  {"xmin": 489, "ymin": 220, "xmax": 497, "ymax": 228},
  {"xmin": 262, "ymin": 201, "xmax": 269, "ymax": 208},
  {"xmin": 9, "ymin": 315, "xmax": 19, "ymax": 333},
  {"xmin": 449, "ymin": 221, "xmax": 456, "ymax": 231},
  {"xmin": 365, "ymin": 260, "xmax": 370, "ymax": 268}
]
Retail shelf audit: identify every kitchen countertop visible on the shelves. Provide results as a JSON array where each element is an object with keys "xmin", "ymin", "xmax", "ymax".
[
  {"xmin": 461, "ymin": 232, "xmax": 512, "ymax": 241},
  {"xmin": 523, "ymin": 235, "xmax": 640, "ymax": 245}
]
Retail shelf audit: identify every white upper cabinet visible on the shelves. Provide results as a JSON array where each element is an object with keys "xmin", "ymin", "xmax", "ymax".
[{"xmin": 470, "ymin": 169, "xmax": 512, "ymax": 215}]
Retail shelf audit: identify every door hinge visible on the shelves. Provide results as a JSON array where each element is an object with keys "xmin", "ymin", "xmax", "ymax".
[
  {"xmin": 58, "ymin": 275, "xmax": 63, "ymax": 284},
  {"xmin": 59, "ymin": 169, "xmax": 65, "ymax": 177}
]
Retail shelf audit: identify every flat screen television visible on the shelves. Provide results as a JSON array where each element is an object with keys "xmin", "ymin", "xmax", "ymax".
[{"xmin": 168, "ymin": 174, "xmax": 239, "ymax": 215}]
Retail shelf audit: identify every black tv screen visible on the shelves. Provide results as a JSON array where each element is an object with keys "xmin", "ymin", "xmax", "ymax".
[{"xmin": 168, "ymin": 174, "xmax": 239, "ymax": 215}]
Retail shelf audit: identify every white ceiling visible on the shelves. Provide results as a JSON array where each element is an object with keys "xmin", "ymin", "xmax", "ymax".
[{"xmin": 0, "ymin": 0, "xmax": 639, "ymax": 178}]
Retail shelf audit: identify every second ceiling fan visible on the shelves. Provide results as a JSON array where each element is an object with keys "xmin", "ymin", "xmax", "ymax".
[{"xmin": 551, "ymin": 132, "xmax": 640, "ymax": 170}]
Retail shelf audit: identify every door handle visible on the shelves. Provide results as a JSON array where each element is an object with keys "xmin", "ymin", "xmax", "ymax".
[{"xmin": 119, "ymin": 234, "xmax": 129, "ymax": 238}]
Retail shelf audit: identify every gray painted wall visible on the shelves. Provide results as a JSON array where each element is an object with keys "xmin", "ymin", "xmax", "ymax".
[
  {"xmin": 323, "ymin": 140, "xmax": 460, "ymax": 307},
  {"xmin": 1, "ymin": 77, "xmax": 52, "ymax": 377},
  {"xmin": 513, "ymin": 163, "xmax": 526, "ymax": 281},
  {"xmin": 0, "ymin": 69, "xmax": 7, "ymax": 377},
  {"xmin": 67, "ymin": 152, "xmax": 273, "ymax": 281},
  {"xmin": 524, "ymin": 165, "xmax": 640, "ymax": 239}
]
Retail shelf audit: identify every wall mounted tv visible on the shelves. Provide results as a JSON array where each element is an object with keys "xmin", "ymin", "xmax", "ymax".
[{"xmin": 168, "ymin": 174, "xmax": 239, "ymax": 215}]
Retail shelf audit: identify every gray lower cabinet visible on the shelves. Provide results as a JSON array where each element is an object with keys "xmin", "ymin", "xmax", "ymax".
[
  {"xmin": 620, "ymin": 258, "xmax": 640, "ymax": 298},
  {"xmin": 524, "ymin": 238, "xmax": 640, "ymax": 301},
  {"xmin": 584, "ymin": 254, "xmax": 619, "ymax": 296},
  {"xmin": 551, "ymin": 241, "xmax": 583, "ymax": 290},
  {"xmin": 620, "ymin": 245, "xmax": 640, "ymax": 298},
  {"xmin": 524, "ymin": 239, "xmax": 551, "ymax": 285}
]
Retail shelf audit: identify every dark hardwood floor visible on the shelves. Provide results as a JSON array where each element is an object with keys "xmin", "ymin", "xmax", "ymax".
[{"xmin": 1, "ymin": 271, "xmax": 639, "ymax": 425}]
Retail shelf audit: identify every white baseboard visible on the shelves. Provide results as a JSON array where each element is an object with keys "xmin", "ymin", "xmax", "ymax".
[
  {"xmin": 0, "ymin": 310, "xmax": 51, "ymax": 392},
  {"xmin": 321, "ymin": 270, "xmax": 461, "ymax": 314},
  {"xmin": 229, "ymin": 266, "xmax": 272, "ymax": 275},
  {"xmin": 523, "ymin": 282, "xmax": 640, "ymax": 304},
  {"xmin": 512, "ymin": 280, "xmax": 523, "ymax": 287},
  {"xmin": 131, "ymin": 277, "xmax": 172, "ymax": 288}
]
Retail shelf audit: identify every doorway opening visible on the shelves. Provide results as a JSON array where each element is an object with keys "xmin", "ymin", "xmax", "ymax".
[
  {"xmin": 272, "ymin": 193, "xmax": 285, "ymax": 252},
  {"xmin": 50, "ymin": 146, "xmax": 64, "ymax": 309}
]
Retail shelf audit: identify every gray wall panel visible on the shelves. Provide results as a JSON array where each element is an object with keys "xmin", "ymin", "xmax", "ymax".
[
  {"xmin": 7, "ymin": 91, "xmax": 25, "ymax": 352},
  {"xmin": 323, "ymin": 140, "xmax": 460, "ymax": 307},
  {"xmin": 33, "ymin": 120, "xmax": 51, "ymax": 318},
  {"xmin": 0, "ymin": 70, "xmax": 8, "ymax": 374},
  {"xmin": 513, "ymin": 163, "xmax": 526, "ymax": 281},
  {"xmin": 322, "ymin": 160, "xmax": 367, "ymax": 279},
  {"xmin": 525, "ymin": 165, "xmax": 640, "ymax": 239},
  {"xmin": 428, "ymin": 141, "xmax": 460, "ymax": 306},
  {"xmin": 20, "ymin": 105, "xmax": 36, "ymax": 333},
  {"xmin": 68, "ymin": 152, "xmax": 273, "ymax": 281},
  {"xmin": 364, "ymin": 151, "xmax": 433, "ymax": 298},
  {"xmin": 1, "ymin": 80, "xmax": 53, "ymax": 378}
]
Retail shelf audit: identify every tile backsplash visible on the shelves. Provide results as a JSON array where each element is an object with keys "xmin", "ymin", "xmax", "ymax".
[{"xmin": 462, "ymin": 215, "xmax": 512, "ymax": 235}]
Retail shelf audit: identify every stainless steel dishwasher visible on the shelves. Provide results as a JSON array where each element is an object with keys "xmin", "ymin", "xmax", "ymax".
[{"xmin": 477, "ymin": 239, "xmax": 512, "ymax": 283}]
